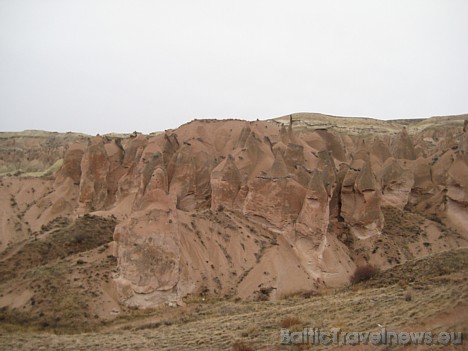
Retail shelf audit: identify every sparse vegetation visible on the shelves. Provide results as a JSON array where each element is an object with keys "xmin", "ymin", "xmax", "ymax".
[
  {"xmin": 0, "ymin": 248, "xmax": 466, "ymax": 349},
  {"xmin": 280, "ymin": 315, "xmax": 302, "ymax": 328},
  {"xmin": 232, "ymin": 340, "xmax": 255, "ymax": 351},
  {"xmin": 0, "ymin": 118, "xmax": 467, "ymax": 350},
  {"xmin": 0, "ymin": 215, "xmax": 118, "ymax": 333},
  {"xmin": 350, "ymin": 264, "xmax": 379, "ymax": 284},
  {"xmin": 280, "ymin": 289, "xmax": 319, "ymax": 300}
]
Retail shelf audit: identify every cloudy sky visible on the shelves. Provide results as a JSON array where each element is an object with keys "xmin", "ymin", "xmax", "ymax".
[{"xmin": 1, "ymin": 1, "xmax": 467, "ymax": 135}]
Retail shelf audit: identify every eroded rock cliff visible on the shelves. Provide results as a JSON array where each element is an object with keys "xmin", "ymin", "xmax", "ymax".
[{"xmin": 1, "ymin": 114, "xmax": 467, "ymax": 308}]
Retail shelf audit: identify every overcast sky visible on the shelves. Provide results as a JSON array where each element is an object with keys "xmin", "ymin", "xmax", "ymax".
[{"xmin": 1, "ymin": 1, "xmax": 467, "ymax": 135}]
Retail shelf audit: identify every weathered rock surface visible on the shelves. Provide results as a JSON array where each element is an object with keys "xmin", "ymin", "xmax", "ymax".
[{"xmin": 1, "ymin": 114, "xmax": 467, "ymax": 307}]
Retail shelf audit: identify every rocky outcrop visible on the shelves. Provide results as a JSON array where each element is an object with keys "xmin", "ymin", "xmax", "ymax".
[
  {"xmin": 445, "ymin": 152, "xmax": 468, "ymax": 236},
  {"xmin": 295, "ymin": 170, "xmax": 330, "ymax": 237},
  {"xmin": 211, "ymin": 155, "xmax": 241, "ymax": 210},
  {"xmin": 55, "ymin": 142, "xmax": 85, "ymax": 185},
  {"xmin": 391, "ymin": 127, "xmax": 416, "ymax": 160},
  {"xmin": 1, "ymin": 115, "xmax": 467, "ymax": 308},
  {"xmin": 79, "ymin": 137, "xmax": 112, "ymax": 211},
  {"xmin": 380, "ymin": 158, "xmax": 414, "ymax": 209},
  {"xmin": 113, "ymin": 201, "xmax": 180, "ymax": 307},
  {"xmin": 341, "ymin": 156, "xmax": 384, "ymax": 238}
]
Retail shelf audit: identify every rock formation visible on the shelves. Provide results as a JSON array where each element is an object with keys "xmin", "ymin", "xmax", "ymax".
[{"xmin": 1, "ymin": 114, "xmax": 467, "ymax": 308}]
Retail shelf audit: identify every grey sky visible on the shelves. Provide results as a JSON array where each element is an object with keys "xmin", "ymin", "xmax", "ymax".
[{"xmin": 1, "ymin": 0, "xmax": 467, "ymax": 135}]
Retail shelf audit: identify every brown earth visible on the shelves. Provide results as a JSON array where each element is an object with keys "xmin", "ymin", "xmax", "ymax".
[
  {"xmin": 0, "ymin": 113, "xmax": 467, "ymax": 349},
  {"xmin": 0, "ymin": 248, "xmax": 466, "ymax": 350}
]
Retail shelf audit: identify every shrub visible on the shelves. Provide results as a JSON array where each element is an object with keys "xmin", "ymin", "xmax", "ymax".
[
  {"xmin": 232, "ymin": 340, "xmax": 254, "ymax": 351},
  {"xmin": 72, "ymin": 232, "xmax": 87, "ymax": 244},
  {"xmin": 280, "ymin": 316, "xmax": 302, "ymax": 328},
  {"xmin": 280, "ymin": 289, "xmax": 318, "ymax": 300},
  {"xmin": 301, "ymin": 289, "xmax": 318, "ymax": 299},
  {"xmin": 350, "ymin": 264, "xmax": 379, "ymax": 284}
]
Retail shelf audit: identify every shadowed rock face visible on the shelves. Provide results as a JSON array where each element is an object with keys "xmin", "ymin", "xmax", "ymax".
[
  {"xmin": 391, "ymin": 127, "xmax": 417, "ymax": 160},
  {"xmin": 56, "ymin": 143, "xmax": 85, "ymax": 185},
  {"xmin": 380, "ymin": 158, "xmax": 414, "ymax": 209},
  {"xmin": 1, "ymin": 114, "xmax": 467, "ymax": 307},
  {"xmin": 340, "ymin": 155, "xmax": 384, "ymax": 238},
  {"xmin": 210, "ymin": 155, "xmax": 241, "ymax": 210},
  {"xmin": 79, "ymin": 137, "xmax": 110, "ymax": 210},
  {"xmin": 295, "ymin": 170, "xmax": 330, "ymax": 237}
]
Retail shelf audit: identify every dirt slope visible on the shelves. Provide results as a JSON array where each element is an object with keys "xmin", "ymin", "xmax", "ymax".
[
  {"xmin": 0, "ymin": 248, "xmax": 466, "ymax": 350},
  {"xmin": 0, "ymin": 114, "xmax": 467, "ymax": 342}
]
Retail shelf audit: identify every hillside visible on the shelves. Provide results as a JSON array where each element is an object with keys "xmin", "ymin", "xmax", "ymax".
[
  {"xmin": 0, "ymin": 113, "xmax": 467, "ymax": 349},
  {"xmin": 1, "ymin": 248, "xmax": 466, "ymax": 350}
]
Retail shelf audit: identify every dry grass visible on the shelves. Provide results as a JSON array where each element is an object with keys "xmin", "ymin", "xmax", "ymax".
[
  {"xmin": 279, "ymin": 316, "xmax": 303, "ymax": 329},
  {"xmin": 0, "ymin": 215, "xmax": 117, "ymax": 333},
  {"xmin": 0, "ymin": 248, "xmax": 466, "ymax": 350},
  {"xmin": 231, "ymin": 340, "xmax": 255, "ymax": 351},
  {"xmin": 273, "ymin": 112, "xmax": 467, "ymax": 136},
  {"xmin": 0, "ymin": 214, "xmax": 116, "ymax": 283}
]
